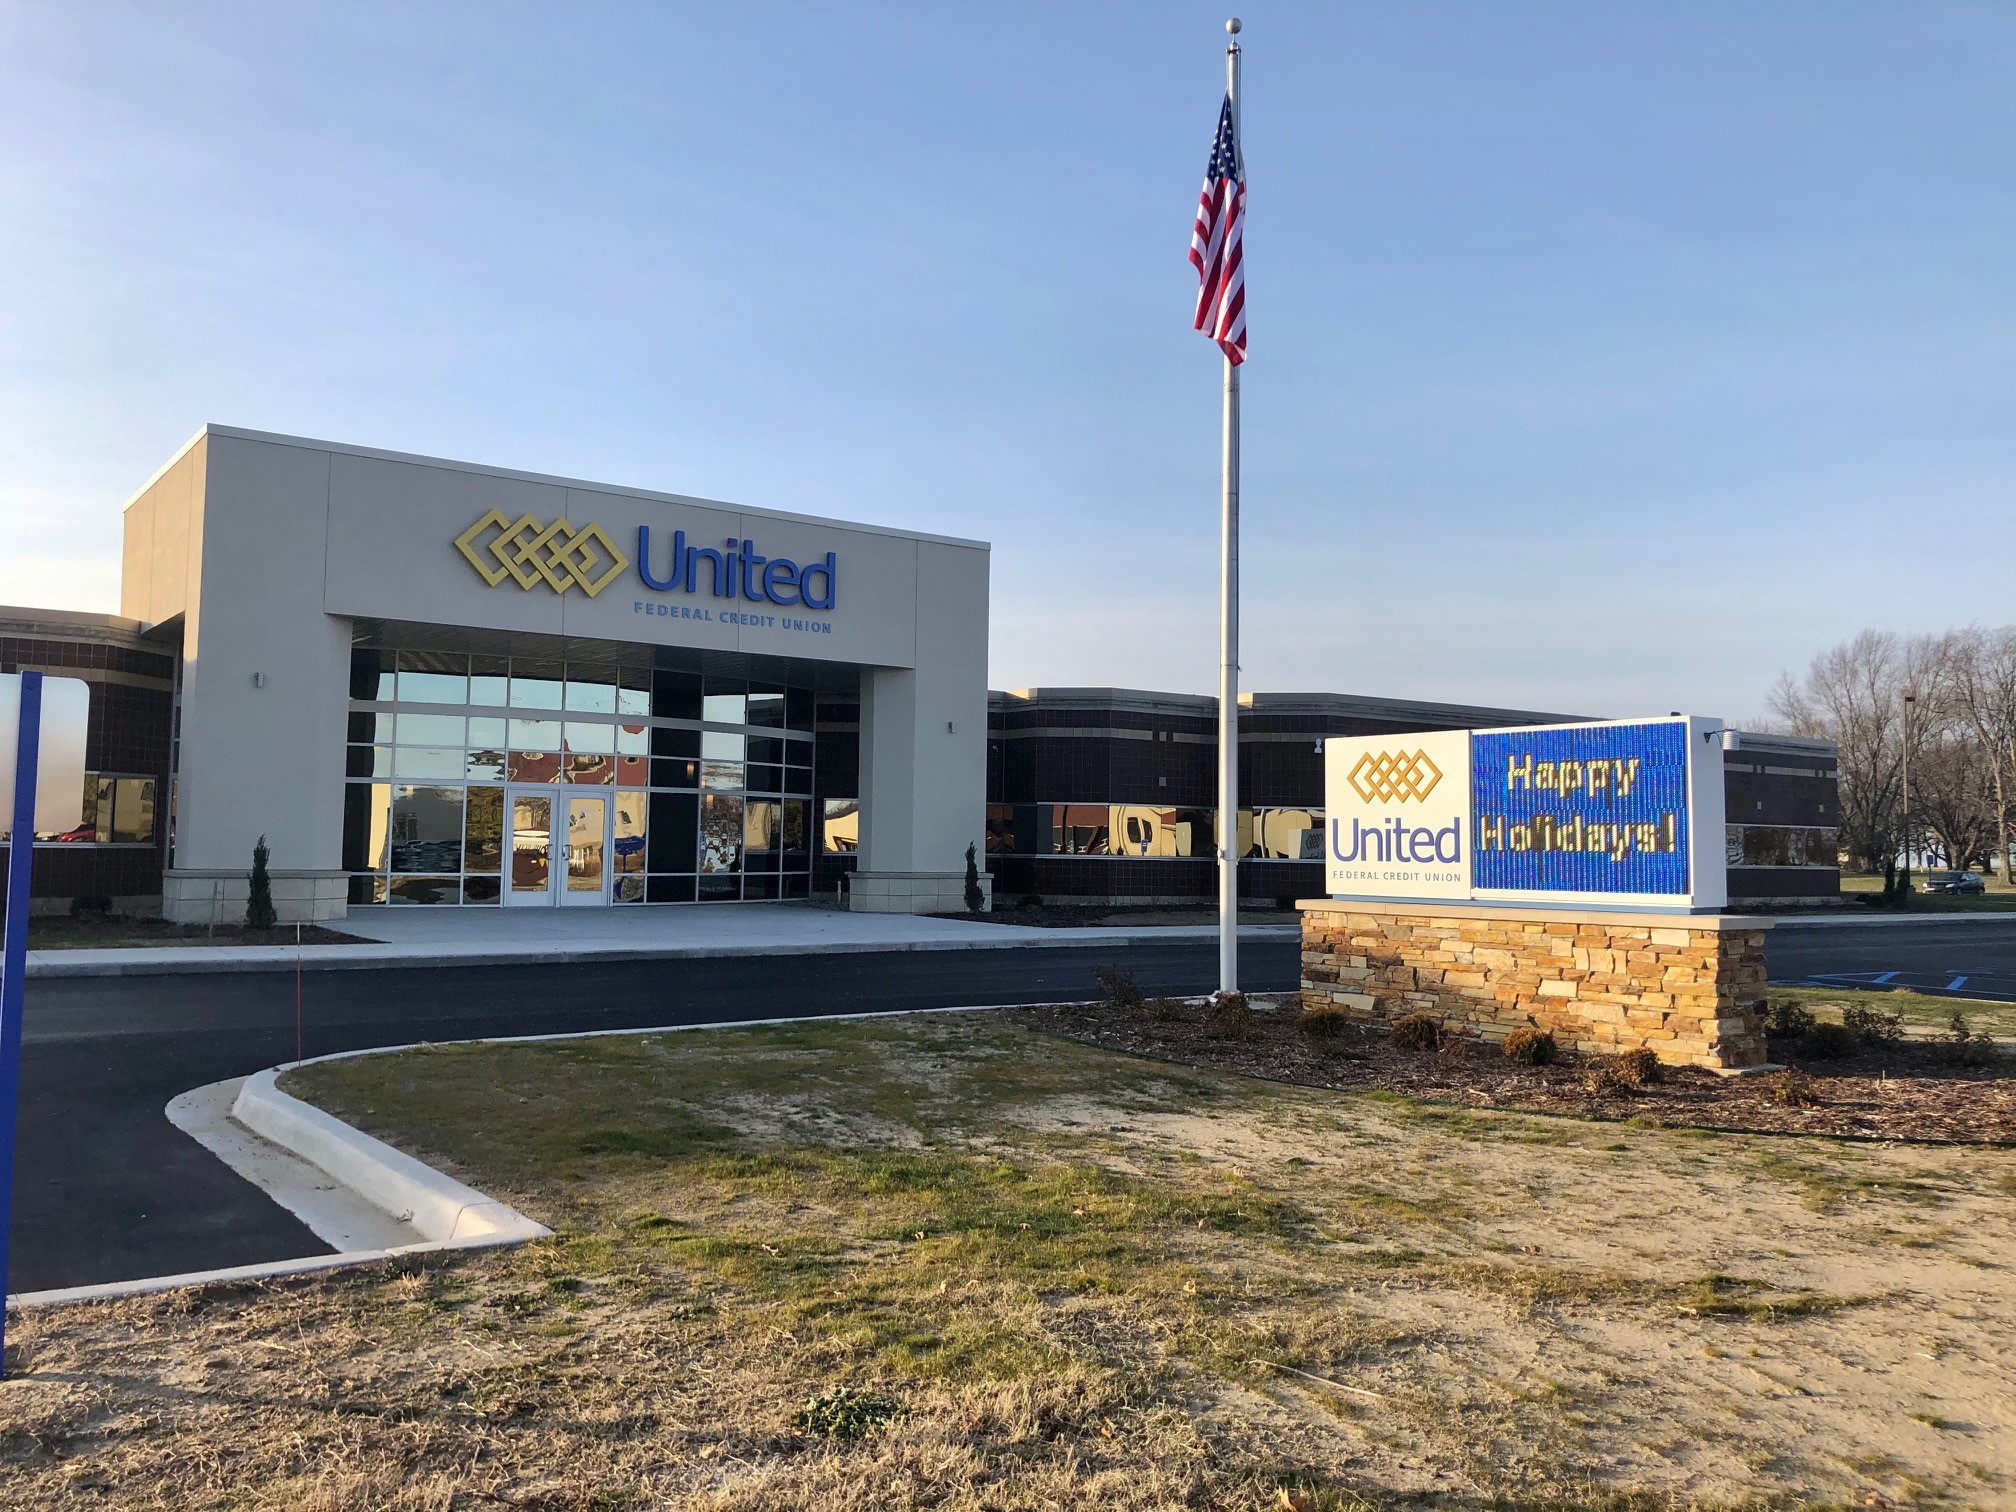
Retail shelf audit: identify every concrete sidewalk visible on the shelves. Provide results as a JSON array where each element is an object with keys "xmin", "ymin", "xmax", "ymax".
[
  {"xmin": 1766, "ymin": 911, "xmax": 2016, "ymax": 928},
  {"xmin": 25, "ymin": 903, "xmax": 1301, "ymax": 978}
]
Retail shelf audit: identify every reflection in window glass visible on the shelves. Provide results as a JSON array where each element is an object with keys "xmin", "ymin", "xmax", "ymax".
[
  {"xmin": 395, "ymin": 748, "xmax": 465, "ymax": 780},
  {"xmin": 348, "ymin": 746, "xmax": 392, "ymax": 779},
  {"xmin": 1050, "ymin": 804, "xmax": 1111, "ymax": 855},
  {"xmin": 781, "ymin": 799, "xmax": 807, "ymax": 854},
  {"xmin": 617, "ymin": 669, "xmax": 650, "ymax": 717},
  {"xmin": 566, "ymin": 753, "xmax": 615, "ymax": 784},
  {"xmin": 464, "ymin": 876, "xmax": 502, "ymax": 904},
  {"xmin": 703, "ymin": 689, "xmax": 746, "ymax": 725},
  {"xmin": 700, "ymin": 794, "xmax": 744, "ymax": 872},
  {"xmin": 746, "ymin": 689, "xmax": 785, "ymax": 728},
  {"xmin": 701, "ymin": 760, "xmax": 744, "ymax": 792},
  {"xmin": 616, "ymin": 724, "xmax": 648, "ymax": 756},
  {"xmin": 508, "ymin": 719, "xmax": 560, "ymax": 751},
  {"xmin": 822, "ymin": 798, "xmax": 859, "ymax": 852},
  {"xmin": 111, "ymin": 778, "xmax": 155, "ymax": 844},
  {"xmin": 464, "ymin": 786, "xmax": 503, "ymax": 873},
  {"xmin": 565, "ymin": 671, "xmax": 617, "ymax": 713},
  {"xmin": 395, "ymin": 713, "xmax": 464, "ymax": 746},
  {"xmin": 469, "ymin": 656, "xmax": 510, "ymax": 708},
  {"xmin": 1252, "ymin": 808, "xmax": 1323, "ymax": 861},
  {"xmin": 468, "ymin": 717, "xmax": 507, "ymax": 747},
  {"xmin": 563, "ymin": 722, "xmax": 615, "ymax": 755},
  {"xmin": 701, "ymin": 730, "xmax": 745, "ymax": 762},
  {"xmin": 397, "ymin": 650, "xmax": 467, "ymax": 706},
  {"xmin": 744, "ymin": 799, "xmax": 779, "ymax": 852},
  {"xmin": 343, "ymin": 783, "xmax": 392, "ymax": 871},
  {"xmin": 389, "ymin": 786, "xmax": 465, "ymax": 874},
  {"xmin": 390, "ymin": 876, "xmax": 459, "ymax": 905},
  {"xmin": 508, "ymin": 751, "xmax": 563, "ymax": 783},
  {"xmin": 613, "ymin": 791, "xmax": 647, "ymax": 875},
  {"xmin": 510, "ymin": 662, "xmax": 565, "ymax": 709}
]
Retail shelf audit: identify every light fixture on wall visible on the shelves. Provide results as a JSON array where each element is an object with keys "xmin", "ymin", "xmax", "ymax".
[{"xmin": 251, "ymin": 671, "xmax": 267, "ymax": 688}]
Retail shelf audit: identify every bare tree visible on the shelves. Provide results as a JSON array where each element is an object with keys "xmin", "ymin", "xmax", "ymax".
[
  {"xmin": 1910, "ymin": 732, "xmax": 2000, "ymax": 871},
  {"xmin": 1936, "ymin": 626, "xmax": 2016, "ymax": 883},
  {"xmin": 1769, "ymin": 629, "xmax": 1945, "ymax": 899}
]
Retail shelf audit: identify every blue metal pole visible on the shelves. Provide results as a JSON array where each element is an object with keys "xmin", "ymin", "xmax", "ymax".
[{"xmin": 0, "ymin": 671, "xmax": 43, "ymax": 1376}]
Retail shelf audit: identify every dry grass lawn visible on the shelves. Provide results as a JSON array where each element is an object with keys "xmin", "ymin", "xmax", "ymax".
[{"xmin": 6, "ymin": 1009, "xmax": 2016, "ymax": 1509}]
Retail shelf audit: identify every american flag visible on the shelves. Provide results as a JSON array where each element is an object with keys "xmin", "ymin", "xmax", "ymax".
[{"xmin": 1189, "ymin": 93, "xmax": 1246, "ymax": 364}]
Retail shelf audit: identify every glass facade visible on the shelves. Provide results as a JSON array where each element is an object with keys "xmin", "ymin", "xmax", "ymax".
[
  {"xmin": 344, "ymin": 649, "xmax": 815, "ymax": 904},
  {"xmin": 1726, "ymin": 825, "xmax": 1839, "ymax": 869},
  {"xmin": 984, "ymin": 804, "xmax": 1323, "ymax": 861},
  {"xmin": 15, "ymin": 772, "xmax": 160, "ymax": 846}
]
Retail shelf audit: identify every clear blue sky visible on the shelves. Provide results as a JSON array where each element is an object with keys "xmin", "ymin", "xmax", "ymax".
[{"xmin": 4, "ymin": 2, "xmax": 2011, "ymax": 720}]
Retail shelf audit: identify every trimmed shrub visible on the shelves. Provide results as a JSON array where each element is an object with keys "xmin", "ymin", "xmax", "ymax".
[
  {"xmin": 1390, "ymin": 1013, "xmax": 1442, "ymax": 1052},
  {"xmin": 1297, "ymin": 1001, "xmax": 1349, "ymax": 1038},
  {"xmin": 1501, "ymin": 1027, "xmax": 1558, "ymax": 1066},
  {"xmin": 1091, "ymin": 966, "xmax": 1143, "ymax": 1011},
  {"xmin": 246, "ymin": 834, "xmax": 277, "ymax": 931},
  {"xmin": 1765, "ymin": 1000, "xmax": 1815, "ymax": 1038},
  {"xmin": 963, "ymin": 842, "xmax": 984, "ymax": 914},
  {"xmin": 1841, "ymin": 1004, "xmax": 1902, "ymax": 1046},
  {"xmin": 1613, "ymin": 1047, "xmax": 1664, "ymax": 1086},
  {"xmin": 1797, "ymin": 1021, "xmax": 1857, "ymax": 1060},
  {"xmin": 1205, "ymin": 990, "xmax": 1254, "ymax": 1039}
]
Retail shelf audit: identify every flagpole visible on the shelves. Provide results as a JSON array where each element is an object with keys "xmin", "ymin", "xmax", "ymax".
[{"xmin": 1217, "ymin": 17, "xmax": 1242, "ymax": 996}]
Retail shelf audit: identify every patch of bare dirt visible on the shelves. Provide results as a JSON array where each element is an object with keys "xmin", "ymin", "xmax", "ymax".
[{"xmin": 1019, "ymin": 995, "xmax": 2016, "ymax": 1144}]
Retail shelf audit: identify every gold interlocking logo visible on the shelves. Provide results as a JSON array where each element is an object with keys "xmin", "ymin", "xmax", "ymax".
[
  {"xmin": 1347, "ymin": 749, "xmax": 1443, "ymax": 804},
  {"xmin": 454, "ymin": 510, "xmax": 631, "ymax": 597}
]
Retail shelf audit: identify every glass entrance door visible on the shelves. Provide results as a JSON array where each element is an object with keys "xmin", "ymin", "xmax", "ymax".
[
  {"xmin": 505, "ymin": 789, "xmax": 613, "ymax": 906},
  {"xmin": 507, "ymin": 792, "xmax": 555, "ymax": 906},
  {"xmin": 560, "ymin": 792, "xmax": 611, "ymax": 907}
]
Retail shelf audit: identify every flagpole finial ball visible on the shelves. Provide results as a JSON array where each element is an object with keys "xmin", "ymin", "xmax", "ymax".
[{"xmin": 1226, "ymin": 17, "xmax": 1241, "ymax": 33}]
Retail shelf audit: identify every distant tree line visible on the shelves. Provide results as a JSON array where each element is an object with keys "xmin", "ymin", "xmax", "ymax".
[{"xmin": 1769, "ymin": 627, "xmax": 2016, "ymax": 898}]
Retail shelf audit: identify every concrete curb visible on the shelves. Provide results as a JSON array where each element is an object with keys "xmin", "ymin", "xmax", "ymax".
[
  {"xmin": 21, "ymin": 923, "xmax": 1304, "ymax": 979},
  {"xmin": 11, "ymin": 1071, "xmax": 551, "ymax": 1312}
]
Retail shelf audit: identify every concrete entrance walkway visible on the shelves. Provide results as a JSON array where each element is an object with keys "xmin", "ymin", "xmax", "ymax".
[{"xmin": 25, "ymin": 901, "xmax": 1298, "ymax": 978}]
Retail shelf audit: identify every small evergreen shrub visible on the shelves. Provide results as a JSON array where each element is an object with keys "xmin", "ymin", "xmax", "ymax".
[
  {"xmin": 1205, "ymin": 990, "xmax": 1254, "ymax": 1039},
  {"xmin": 1797, "ymin": 1021, "xmax": 1856, "ymax": 1060},
  {"xmin": 1841, "ymin": 1004, "xmax": 1902, "ymax": 1046},
  {"xmin": 963, "ymin": 842, "xmax": 984, "ymax": 914},
  {"xmin": 1091, "ymin": 966, "xmax": 1143, "ymax": 1011},
  {"xmin": 1142, "ymin": 995, "xmax": 1184, "ymax": 1022},
  {"xmin": 1765, "ymin": 1001, "xmax": 1815, "ymax": 1038},
  {"xmin": 1501, "ymin": 1027, "xmax": 1558, "ymax": 1066},
  {"xmin": 245, "ymin": 834, "xmax": 277, "ymax": 931},
  {"xmin": 1390, "ymin": 1013, "xmax": 1442, "ymax": 1052}
]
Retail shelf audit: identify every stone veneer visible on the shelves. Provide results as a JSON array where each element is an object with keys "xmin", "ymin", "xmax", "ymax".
[{"xmin": 1299, "ymin": 900, "xmax": 1772, "ymax": 1070}]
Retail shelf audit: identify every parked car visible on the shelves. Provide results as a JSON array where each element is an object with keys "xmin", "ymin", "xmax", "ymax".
[{"xmin": 1922, "ymin": 870, "xmax": 1986, "ymax": 895}]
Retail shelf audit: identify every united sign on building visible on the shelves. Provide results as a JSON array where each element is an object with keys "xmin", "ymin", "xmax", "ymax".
[{"xmin": 1324, "ymin": 717, "xmax": 1728, "ymax": 912}]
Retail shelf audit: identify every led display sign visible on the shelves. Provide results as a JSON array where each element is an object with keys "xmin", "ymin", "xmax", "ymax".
[{"xmin": 1323, "ymin": 716, "xmax": 1727, "ymax": 912}]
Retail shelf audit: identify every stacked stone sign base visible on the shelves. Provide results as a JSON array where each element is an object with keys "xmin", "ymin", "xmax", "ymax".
[{"xmin": 1299, "ymin": 900, "xmax": 1771, "ymax": 1070}]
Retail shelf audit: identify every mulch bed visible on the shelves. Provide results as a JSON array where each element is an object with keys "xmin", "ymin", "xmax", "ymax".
[
  {"xmin": 27, "ymin": 915, "xmax": 373, "ymax": 949},
  {"xmin": 1016, "ymin": 997, "xmax": 2016, "ymax": 1145}
]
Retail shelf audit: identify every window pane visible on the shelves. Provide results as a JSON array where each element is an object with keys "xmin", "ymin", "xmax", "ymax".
[
  {"xmin": 613, "ymin": 791, "xmax": 647, "ymax": 874},
  {"xmin": 564, "ymin": 670, "xmax": 617, "ymax": 713},
  {"xmin": 466, "ymin": 748, "xmax": 507, "ymax": 781},
  {"xmin": 616, "ymin": 723, "xmax": 648, "ymax": 756},
  {"xmin": 390, "ymin": 876, "xmax": 459, "ymax": 905},
  {"xmin": 650, "ymin": 758, "xmax": 698, "ymax": 789},
  {"xmin": 111, "ymin": 779, "xmax": 155, "ymax": 844},
  {"xmin": 785, "ymin": 687, "xmax": 814, "ymax": 731},
  {"xmin": 646, "ymin": 874, "xmax": 697, "ymax": 903},
  {"xmin": 349, "ymin": 873, "xmax": 389, "ymax": 904},
  {"xmin": 746, "ymin": 688, "xmax": 785, "ymax": 728},
  {"xmin": 510, "ymin": 661, "xmax": 565, "ymax": 709},
  {"xmin": 469, "ymin": 655, "xmax": 510, "ymax": 708},
  {"xmin": 780, "ymin": 799, "xmax": 807, "ymax": 855},
  {"xmin": 1051, "ymin": 804, "xmax": 1110, "ymax": 855},
  {"xmin": 395, "ymin": 713, "xmax": 465, "ymax": 746},
  {"xmin": 350, "ymin": 649, "xmax": 391, "ymax": 701},
  {"xmin": 343, "ymin": 783, "xmax": 392, "ymax": 871},
  {"xmin": 509, "ymin": 751, "xmax": 562, "ymax": 783},
  {"xmin": 651, "ymin": 726, "xmax": 700, "ymax": 758},
  {"xmin": 616, "ymin": 672, "xmax": 651, "ymax": 717},
  {"xmin": 509, "ymin": 718, "xmax": 560, "ymax": 751},
  {"xmin": 701, "ymin": 760, "xmax": 744, "ymax": 792},
  {"xmin": 614, "ymin": 873, "xmax": 646, "ymax": 903},
  {"xmin": 468, "ymin": 716, "xmax": 507, "ymax": 747},
  {"xmin": 651, "ymin": 669, "xmax": 703, "ymax": 721},
  {"xmin": 464, "ymin": 786, "xmax": 504, "ymax": 873},
  {"xmin": 390, "ymin": 785, "xmax": 465, "ymax": 874},
  {"xmin": 397, "ymin": 650, "xmax": 468, "ymax": 705},
  {"xmin": 348, "ymin": 711, "xmax": 386, "ymax": 742},
  {"xmin": 347, "ymin": 745, "xmax": 391, "ymax": 779},
  {"xmin": 566, "ymin": 753, "xmax": 615, "ymax": 785},
  {"xmin": 564, "ymin": 722, "xmax": 615, "ymax": 755},
  {"xmin": 744, "ymin": 799, "xmax": 779, "ymax": 853},
  {"xmin": 394, "ymin": 747, "xmax": 465, "ymax": 780},
  {"xmin": 703, "ymin": 687, "xmax": 746, "ymax": 725},
  {"xmin": 464, "ymin": 876, "xmax": 502, "ymax": 904},
  {"xmin": 701, "ymin": 730, "xmax": 745, "ymax": 762},
  {"xmin": 648, "ymin": 791, "xmax": 698, "ymax": 871},
  {"xmin": 1252, "ymin": 808, "xmax": 1322, "ymax": 861},
  {"xmin": 700, "ymin": 794, "xmax": 744, "ymax": 872},
  {"xmin": 822, "ymin": 798, "xmax": 859, "ymax": 852}
]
